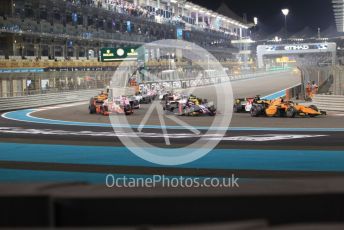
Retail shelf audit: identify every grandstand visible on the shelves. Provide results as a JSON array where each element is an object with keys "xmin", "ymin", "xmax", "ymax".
[
  {"xmin": 0, "ymin": 0, "xmax": 249, "ymax": 60},
  {"xmin": 0, "ymin": 0, "xmax": 252, "ymax": 98}
]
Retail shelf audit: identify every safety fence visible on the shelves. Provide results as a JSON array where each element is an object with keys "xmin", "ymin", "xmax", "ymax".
[
  {"xmin": 301, "ymin": 65, "xmax": 344, "ymax": 96},
  {"xmin": 298, "ymin": 65, "xmax": 344, "ymax": 111},
  {"xmin": 330, "ymin": 66, "xmax": 344, "ymax": 95}
]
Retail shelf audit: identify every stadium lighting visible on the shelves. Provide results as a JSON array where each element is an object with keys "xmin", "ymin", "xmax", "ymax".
[
  {"xmin": 254, "ymin": 17, "xmax": 258, "ymax": 25},
  {"xmin": 281, "ymin": 9, "xmax": 289, "ymax": 16},
  {"xmin": 170, "ymin": 0, "xmax": 178, "ymax": 3},
  {"xmin": 281, "ymin": 8, "xmax": 289, "ymax": 38}
]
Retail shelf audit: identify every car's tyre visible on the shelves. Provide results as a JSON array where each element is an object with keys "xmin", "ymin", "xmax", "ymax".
[
  {"xmin": 125, "ymin": 109, "xmax": 133, "ymax": 115},
  {"xmin": 277, "ymin": 109, "xmax": 286, "ymax": 117},
  {"xmin": 233, "ymin": 104, "xmax": 240, "ymax": 113},
  {"xmin": 89, "ymin": 105, "xmax": 96, "ymax": 114},
  {"xmin": 208, "ymin": 110, "xmax": 216, "ymax": 116},
  {"xmin": 286, "ymin": 107, "xmax": 296, "ymax": 118},
  {"xmin": 250, "ymin": 105, "xmax": 261, "ymax": 117}
]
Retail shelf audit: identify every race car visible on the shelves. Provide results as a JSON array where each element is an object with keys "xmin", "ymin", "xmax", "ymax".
[
  {"xmin": 128, "ymin": 96, "xmax": 141, "ymax": 109},
  {"xmin": 180, "ymin": 100, "xmax": 216, "ymax": 116},
  {"xmin": 138, "ymin": 94, "xmax": 152, "ymax": 104},
  {"xmin": 89, "ymin": 92, "xmax": 133, "ymax": 116},
  {"xmin": 233, "ymin": 96, "xmax": 270, "ymax": 113},
  {"xmin": 165, "ymin": 94, "xmax": 216, "ymax": 116},
  {"xmin": 159, "ymin": 92, "xmax": 169, "ymax": 100},
  {"xmin": 161, "ymin": 93, "xmax": 188, "ymax": 111},
  {"xmin": 134, "ymin": 90, "xmax": 157, "ymax": 104},
  {"xmin": 108, "ymin": 96, "xmax": 134, "ymax": 115},
  {"xmin": 89, "ymin": 91, "xmax": 108, "ymax": 115},
  {"xmin": 250, "ymin": 98, "xmax": 326, "ymax": 118},
  {"xmin": 233, "ymin": 97, "xmax": 254, "ymax": 113}
]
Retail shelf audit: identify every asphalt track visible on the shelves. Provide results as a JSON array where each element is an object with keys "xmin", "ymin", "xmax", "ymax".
[{"xmin": 1, "ymin": 71, "xmax": 344, "ymax": 183}]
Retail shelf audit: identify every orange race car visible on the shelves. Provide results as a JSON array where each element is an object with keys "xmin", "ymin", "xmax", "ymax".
[
  {"xmin": 89, "ymin": 92, "xmax": 134, "ymax": 116},
  {"xmin": 89, "ymin": 91, "xmax": 109, "ymax": 115},
  {"xmin": 250, "ymin": 98, "xmax": 326, "ymax": 118}
]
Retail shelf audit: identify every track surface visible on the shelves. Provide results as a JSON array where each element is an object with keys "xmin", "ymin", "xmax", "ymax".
[{"xmin": 1, "ymin": 71, "xmax": 344, "ymax": 182}]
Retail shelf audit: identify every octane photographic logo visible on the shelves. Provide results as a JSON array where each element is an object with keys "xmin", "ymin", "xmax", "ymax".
[{"xmin": 109, "ymin": 39, "xmax": 233, "ymax": 166}]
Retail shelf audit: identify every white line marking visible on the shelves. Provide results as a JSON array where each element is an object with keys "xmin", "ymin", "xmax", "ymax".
[
  {"xmin": 156, "ymin": 102, "xmax": 171, "ymax": 145},
  {"xmin": 0, "ymin": 127, "xmax": 328, "ymax": 142},
  {"xmin": 137, "ymin": 102, "xmax": 157, "ymax": 132}
]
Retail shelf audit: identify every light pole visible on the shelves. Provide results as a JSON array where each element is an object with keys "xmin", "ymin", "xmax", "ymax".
[
  {"xmin": 253, "ymin": 17, "xmax": 258, "ymax": 26},
  {"xmin": 281, "ymin": 8, "xmax": 289, "ymax": 39},
  {"xmin": 253, "ymin": 17, "xmax": 258, "ymax": 39}
]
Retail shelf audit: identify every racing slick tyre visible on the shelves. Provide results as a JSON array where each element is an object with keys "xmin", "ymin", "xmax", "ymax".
[
  {"xmin": 277, "ymin": 109, "xmax": 286, "ymax": 118},
  {"xmin": 233, "ymin": 104, "xmax": 240, "ymax": 113},
  {"xmin": 124, "ymin": 105, "xmax": 133, "ymax": 115},
  {"xmin": 89, "ymin": 105, "xmax": 96, "ymax": 114},
  {"xmin": 250, "ymin": 105, "xmax": 263, "ymax": 117},
  {"xmin": 208, "ymin": 111, "xmax": 216, "ymax": 116},
  {"xmin": 286, "ymin": 107, "xmax": 297, "ymax": 118},
  {"xmin": 208, "ymin": 106, "xmax": 217, "ymax": 116}
]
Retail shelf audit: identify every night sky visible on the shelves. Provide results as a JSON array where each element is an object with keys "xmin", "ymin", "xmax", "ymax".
[{"xmin": 190, "ymin": 0, "xmax": 335, "ymax": 35}]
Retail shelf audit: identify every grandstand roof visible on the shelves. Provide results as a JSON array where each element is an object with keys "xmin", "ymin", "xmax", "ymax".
[
  {"xmin": 188, "ymin": 0, "xmax": 251, "ymax": 29},
  {"xmin": 265, "ymin": 28, "xmax": 285, "ymax": 40},
  {"xmin": 216, "ymin": 3, "xmax": 246, "ymax": 24},
  {"xmin": 322, "ymin": 25, "xmax": 341, "ymax": 37},
  {"xmin": 289, "ymin": 27, "xmax": 316, "ymax": 39}
]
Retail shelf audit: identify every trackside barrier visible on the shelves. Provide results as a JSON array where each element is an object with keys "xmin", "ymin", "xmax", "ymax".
[
  {"xmin": 0, "ymin": 70, "xmax": 294, "ymax": 112},
  {"xmin": 0, "ymin": 89, "xmax": 101, "ymax": 112},
  {"xmin": 312, "ymin": 94, "xmax": 344, "ymax": 112},
  {"xmin": 285, "ymin": 84, "xmax": 303, "ymax": 100}
]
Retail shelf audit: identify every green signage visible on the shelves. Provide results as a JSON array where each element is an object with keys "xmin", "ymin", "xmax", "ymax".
[{"xmin": 100, "ymin": 47, "xmax": 139, "ymax": 62}]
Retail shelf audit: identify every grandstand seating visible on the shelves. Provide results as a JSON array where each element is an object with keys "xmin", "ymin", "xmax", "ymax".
[
  {"xmin": 0, "ymin": 0, "xmax": 236, "ymax": 60},
  {"xmin": 0, "ymin": 58, "xmax": 244, "ymax": 70}
]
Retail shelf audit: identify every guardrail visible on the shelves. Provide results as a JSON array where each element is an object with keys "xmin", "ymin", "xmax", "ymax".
[
  {"xmin": 313, "ymin": 94, "xmax": 344, "ymax": 111},
  {"xmin": 0, "ymin": 89, "xmax": 101, "ymax": 112}
]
